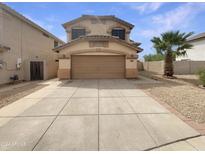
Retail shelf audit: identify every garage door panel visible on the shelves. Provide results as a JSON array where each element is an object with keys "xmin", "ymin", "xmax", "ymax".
[
  {"xmin": 72, "ymin": 67, "xmax": 124, "ymax": 72},
  {"xmin": 72, "ymin": 73, "xmax": 124, "ymax": 79},
  {"xmin": 72, "ymin": 55, "xmax": 125, "ymax": 79}
]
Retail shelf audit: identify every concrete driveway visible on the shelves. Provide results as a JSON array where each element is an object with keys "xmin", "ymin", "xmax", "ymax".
[{"xmin": 0, "ymin": 79, "xmax": 204, "ymax": 151}]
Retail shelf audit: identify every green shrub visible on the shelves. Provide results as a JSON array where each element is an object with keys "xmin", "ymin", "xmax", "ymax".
[
  {"xmin": 198, "ymin": 69, "xmax": 205, "ymax": 87},
  {"xmin": 144, "ymin": 54, "xmax": 164, "ymax": 62}
]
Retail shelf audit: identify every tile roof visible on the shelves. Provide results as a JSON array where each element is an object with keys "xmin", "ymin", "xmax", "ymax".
[
  {"xmin": 62, "ymin": 15, "xmax": 134, "ymax": 29},
  {"xmin": 53, "ymin": 35, "xmax": 143, "ymax": 53}
]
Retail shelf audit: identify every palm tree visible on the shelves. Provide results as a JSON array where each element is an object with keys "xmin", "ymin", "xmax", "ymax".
[{"xmin": 151, "ymin": 31, "xmax": 194, "ymax": 77}]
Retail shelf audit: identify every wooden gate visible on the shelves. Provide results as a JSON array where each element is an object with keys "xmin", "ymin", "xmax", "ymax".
[{"xmin": 30, "ymin": 61, "xmax": 44, "ymax": 80}]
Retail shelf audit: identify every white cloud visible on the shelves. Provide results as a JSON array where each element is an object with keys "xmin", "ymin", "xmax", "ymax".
[
  {"xmin": 140, "ymin": 3, "xmax": 205, "ymax": 38},
  {"xmin": 130, "ymin": 2, "xmax": 163, "ymax": 14}
]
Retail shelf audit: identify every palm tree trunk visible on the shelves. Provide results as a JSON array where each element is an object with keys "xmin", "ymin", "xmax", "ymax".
[{"xmin": 164, "ymin": 51, "xmax": 174, "ymax": 76}]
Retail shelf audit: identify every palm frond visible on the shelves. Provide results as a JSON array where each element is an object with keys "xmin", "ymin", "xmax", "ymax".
[{"xmin": 151, "ymin": 30, "xmax": 194, "ymax": 57}]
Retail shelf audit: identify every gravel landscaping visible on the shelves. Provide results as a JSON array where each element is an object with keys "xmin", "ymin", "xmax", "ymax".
[
  {"xmin": 0, "ymin": 81, "xmax": 47, "ymax": 109},
  {"xmin": 138, "ymin": 71, "xmax": 205, "ymax": 123},
  {"xmin": 175, "ymin": 75, "xmax": 201, "ymax": 86}
]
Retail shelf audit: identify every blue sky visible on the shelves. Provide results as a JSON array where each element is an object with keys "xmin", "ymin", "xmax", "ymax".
[{"xmin": 4, "ymin": 2, "xmax": 205, "ymax": 59}]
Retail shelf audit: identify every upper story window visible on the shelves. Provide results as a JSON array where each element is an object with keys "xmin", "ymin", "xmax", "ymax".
[
  {"xmin": 54, "ymin": 40, "xmax": 58, "ymax": 48},
  {"xmin": 112, "ymin": 28, "xmax": 125, "ymax": 40},
  {"xmin": 71, "ymin": 28, "xmax": 86, "ymax": 40}
]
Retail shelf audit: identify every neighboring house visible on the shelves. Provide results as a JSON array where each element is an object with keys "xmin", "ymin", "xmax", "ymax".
[
  {"xmin": 177, "ymin": 32, "xmax": 205, "ymax": 61},
  {"xmin": 0, "ymin": 3, "xmax": 64, "ymax": 84},
  {"xmin": 54, "ymin": 15, "xmax": 143, "ymax": 79}
]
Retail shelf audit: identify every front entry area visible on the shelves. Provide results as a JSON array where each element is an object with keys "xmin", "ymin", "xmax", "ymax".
[
  {"xmin": 30, "ymin": 61, "xmax": 44, "ymax": 80},
  {"xmin": 71, "ymin": 55, "xmax": 125, "ymax": 79}
]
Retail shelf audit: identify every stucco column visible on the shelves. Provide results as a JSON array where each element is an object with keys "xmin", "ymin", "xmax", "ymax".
[
  {"xmin": 66, "ymin": 28, "xmax": 71, "ymax": 42},
  {"xmin": 126, "ymin": 31, "xmax": 130, "ymax": 42},
  {"xmin": 125, "ymin": 55, "xmax": 138, "ymax": 78},
  {"xmin": 58, "ymin": 58, "xmax": 71, "ymax": 79}
]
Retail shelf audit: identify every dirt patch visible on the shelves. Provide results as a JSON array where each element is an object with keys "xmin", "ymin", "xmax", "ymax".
[
  {"xmin": 175, "ymin": 75, "xmax": 200, "ymax": 86},
  {"xmin": 138, "ymin": 71, "xmax": 205, "ymax": 124},
  {"xmin": 0, "ymin": 82, "xmax": 48, "ymax": 109}
]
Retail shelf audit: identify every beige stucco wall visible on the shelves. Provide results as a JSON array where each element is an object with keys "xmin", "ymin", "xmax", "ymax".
[
  {"xmin": 74, "ymin": 52, "xmax": 120, "ymax": 55},
  {"xmin": 0, "ymin": 8, "xmax": 61, "ymax": 84},
  {"xmin": 64, "ymin": 19, "xmax": 131, "ymax": 42},
  {"xmin": 143, "ymin": 60, "xmax": 205, "ymax": 75},
  {"xmin": 59, "ymin": 59, "xmax": 71, "ymax": 69},
  {"xmin": 143, "ymin": 61, "xmax": 164, "ymax": 74},
  {"xmin": 176, "ymin": 39, "xmax": 205, "ymax": 61},
  {"xmin": 126, "ymin": 59, "xmax": 137, "ymax": 69},
  {"xmin": 125, "ymin": 59, "xmax": 138, "ymax": 78},
  {"xmin": 58, "ymin": 59, "xmax": 70, "ymax": 79}
]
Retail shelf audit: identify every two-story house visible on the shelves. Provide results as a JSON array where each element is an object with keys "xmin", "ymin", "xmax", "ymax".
[
  {"xmin": 0, "ymin": 3, "xmax": 64, "ymax": 84},
  {"xmin": 54, "ymin": 15, "xmax": 143, "ymax": 79}
]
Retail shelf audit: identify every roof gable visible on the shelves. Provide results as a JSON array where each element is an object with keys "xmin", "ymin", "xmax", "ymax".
[{"xmin": 62, "ymin": 15, "xmax": 134, "ymax": 29}]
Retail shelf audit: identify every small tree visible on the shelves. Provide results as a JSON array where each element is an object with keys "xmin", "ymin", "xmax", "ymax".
[{"xmin": 151, "ymin": 31, "xmax": 194, "ymax": 77}]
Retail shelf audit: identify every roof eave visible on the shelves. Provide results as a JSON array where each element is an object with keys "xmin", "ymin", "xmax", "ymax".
[
  {"xmin": 53, "ymin": 36, "xmax": 143, "ymax": 53},
  {"xmin": 137, "ymin": 48, "xmax": 143, "ymax": 53},
  {"xmin": 187, "ymin": 37, "xmax": 205, "ymax": 42}
]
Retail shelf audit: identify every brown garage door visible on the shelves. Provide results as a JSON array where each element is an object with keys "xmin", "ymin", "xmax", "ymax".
[{"xmin": 71, "ymin": 55, "xmax": 125, "ymax": 79}]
